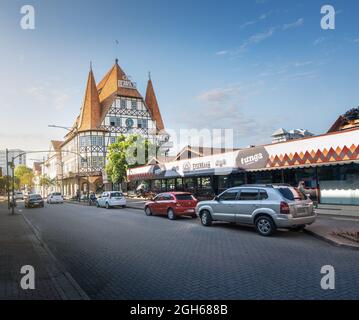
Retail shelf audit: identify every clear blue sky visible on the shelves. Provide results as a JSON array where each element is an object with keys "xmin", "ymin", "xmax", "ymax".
[{"xmin": 0, "ymin": 0, "xmax": 358, "ymax": 157}]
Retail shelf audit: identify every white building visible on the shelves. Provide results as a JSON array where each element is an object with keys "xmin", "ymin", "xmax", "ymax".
[
  {"xmin": 0, "ymin": 149, "xmax": 26, "ymax": 176},
  {"xmin": 271, "ymin": 128, "xmax": 314, "ymax": 143}
]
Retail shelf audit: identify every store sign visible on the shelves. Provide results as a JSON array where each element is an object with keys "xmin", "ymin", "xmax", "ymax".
[
  {"xmin": 118, "ymin": 76, "xmax": 137, "ymax": 89},
  {"xmin": 236, "ymin": 147, "xmax": 269, "ymax": 170}
]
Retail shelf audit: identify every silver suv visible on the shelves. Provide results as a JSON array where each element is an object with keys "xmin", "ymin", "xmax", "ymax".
[{"xmin": 196, "ymin": 184, "xmax": 316, "ymax": 236}]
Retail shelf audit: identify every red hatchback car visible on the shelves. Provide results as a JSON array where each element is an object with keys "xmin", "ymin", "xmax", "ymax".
[{"xmin": 145, "ymin": 192, "xmax": 198, "ymax": 220}]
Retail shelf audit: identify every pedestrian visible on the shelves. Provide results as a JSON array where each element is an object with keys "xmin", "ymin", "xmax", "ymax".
[
  {"xmin": 76, "ymin": 189, "xmax": 81, "ymax": 202},
  {"xmin": 89, "ymin": 192, "xmax": 97, "ymax": 206}
]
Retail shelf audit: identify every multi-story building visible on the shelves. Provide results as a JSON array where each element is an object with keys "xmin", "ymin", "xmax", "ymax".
[
  {"xmin": 46, "ymin": 60, "xmax": 167, "ymax": 197},
  {"xmin": 41, "ymin": 140, "xmax": 63, "ymax": 195},
  {"xmin": 271, "ymin": 128, "xmax": 314, "ymax": 143},
  {"xmin": 0, "ymin": 149, "xmax": 26, "ymax": 176}
]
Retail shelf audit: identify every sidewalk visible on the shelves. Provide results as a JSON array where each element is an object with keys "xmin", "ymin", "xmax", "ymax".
[
  {"xmin": 0, "ymin": 202, "xmax": 88, "ymax": 300},
  {"xmin": 305, "ymin": 215, "xmax": 359, "ymax": 250},
  {"xmin": 316, "ymin": 203, "xmax": 359, "ymax": 218}
]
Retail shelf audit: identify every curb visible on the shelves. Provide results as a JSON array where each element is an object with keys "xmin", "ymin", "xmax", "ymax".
[
  {"xmin": 20, "ymin": 212, "xmax": 90, "ymax": 300},
  {"xmin": 304, "ymin": 229, "xmax": 359, "ymax": 251},
  {"xmin": 64, "ymin": 200, "xmax": 145, "ymax": 211}
]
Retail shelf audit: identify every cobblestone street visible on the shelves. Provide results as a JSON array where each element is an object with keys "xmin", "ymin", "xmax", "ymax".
[{"xmin": 10, "ymin": 202, "xmax": 359, "ymax": 300}]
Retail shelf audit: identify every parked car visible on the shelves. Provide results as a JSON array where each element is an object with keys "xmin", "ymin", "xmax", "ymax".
[
  {"xmin": 14, "ymin": 191, "xmax": 24, "ymax": 200},
  {"xmin": 144, "ymin": 192, "xmax": 198, "ymax": 220},
  {"xmin": 196, "ymin": 184, "xmax": 316, "ymax": 236},
  {"xmin": 96, "ymin": 191, "xmax": 126, "ymax": 209},
  {"xmin": 47, "ymin": 192, "xmax": 64, "ymax": 204},
  {"xmin": 25, "ymin": 194, "xmax": 44, "ymax": 208}
]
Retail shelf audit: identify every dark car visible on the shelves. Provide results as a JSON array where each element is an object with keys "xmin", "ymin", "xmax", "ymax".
[
  {"xmin": 144, "ymin": 192, "xmax": 198, "ymax": 220},
  {"xmin": 25, "ymin": 194, "xmax": 44, "ymax": 208}
]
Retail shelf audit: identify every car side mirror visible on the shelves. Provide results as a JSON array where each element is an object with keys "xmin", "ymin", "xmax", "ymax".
[{"xmin": 214, "ymin": 196, "xmax": 220, "ymax": 201}]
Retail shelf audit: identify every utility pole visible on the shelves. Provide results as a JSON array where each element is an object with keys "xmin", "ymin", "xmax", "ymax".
[
  {"xmin": 11, "ymin": 156, "xmax": 15, "ymax": 215},
  {"xmin": 5, "ymin": 149, "xmax": 10, "ymax": 210}
]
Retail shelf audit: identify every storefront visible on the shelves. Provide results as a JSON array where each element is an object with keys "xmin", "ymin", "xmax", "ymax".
[{"xmin": 127, "ymin": 128, "xmax": 359, "ymax": 205}]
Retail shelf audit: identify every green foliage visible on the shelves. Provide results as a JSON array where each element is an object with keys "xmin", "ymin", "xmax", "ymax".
[
  {"xmin": 106, "ymin": 134, "xmax": 157, "ymax": 184},
  {"xmin": 39, "ymin": 175, "xmax": 55, "ymax": 187},
  {"xmin": 14, "ymin": 165, "xmax": 34, "ymax": 189},
  {"xmin": 0, "ymin": 175, "xmax": 20, "ymax": 192}
]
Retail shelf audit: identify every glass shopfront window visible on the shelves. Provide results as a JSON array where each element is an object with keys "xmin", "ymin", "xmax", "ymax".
[
  {"xmin": 168, "ymin": 179, "xmax": 176, "ymax": 190},
  {"xmin": 201, "ymin": 177, "xmax": 212, "ymax": 189},
  {"xmin": 218, "ymin": 175, "xmax": 230, "ymax": 193},
  {"xmin": 176, "ymin": 178, "xmax": 184, "ymax": 191},
  {"xmin": 161, "ymin": 180, "xmax": 167, "ymax": 191},
  {"xmin": 152, "ymin": 180, "xmax": 161, "ymax": 192},
  {"xmin": 232, "ymin": 173, "xmax": 245, "ymax": 187},
  {"xmin": 184, "ymin": 178, "xmax": 195, "ymax": 192}
]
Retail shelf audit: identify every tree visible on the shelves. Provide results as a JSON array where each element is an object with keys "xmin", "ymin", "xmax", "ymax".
[
  {"xmin": 14, "ymin": 165, "xmax": 34, "ymax": 190},
  {"xmin": 39, "ymin": 175, "xmax": 55, "ymax": 194},
  {"xmin": 39, "ymin": 175, "xmax": 55, "ymax": 188},
  {"xmin": 106, "ymin": 134, "xmax": 157, "ymax": 185},
  {"xmin": 0, "ymin": 175, "xmax": 19, "ymax": 193}
]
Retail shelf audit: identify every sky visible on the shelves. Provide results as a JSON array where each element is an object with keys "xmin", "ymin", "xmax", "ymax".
[{"xmin": 0, "ymin": 0, "xmax": 358, "ymax": 163}]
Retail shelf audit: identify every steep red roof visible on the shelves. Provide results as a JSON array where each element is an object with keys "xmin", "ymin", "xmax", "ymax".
[
  {"xmin": 51, "ymin": 140, "xmax": 63, "ymax": 151},
  {"xmin": 78, "ymin": 69, "xmax": 102, "ymax": 132},
  {"xmin": 145, "ymin": 78, "xmax": 165, "ymax": 131},
  {"xmin": 97, "ymin": 60, "xmax": 142, "ymax": 103}
]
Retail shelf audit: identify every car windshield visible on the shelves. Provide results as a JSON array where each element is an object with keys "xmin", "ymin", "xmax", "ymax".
[
  {"xmin": 30, "ymin": 194, "xmax": 42, "ymax": 200},
  {"xmin": 175, "ymin": 194, "xmax": 193, "ymax": 201},
  {"xmin": 52, "ymin": 193, "xmax": 62, "ymax": 196},
  {"xmin": 277, "ymin": 187, "xmax": 306, "ymax": 201},
  {"xmin": 110, "ymin": 192, "xmax": 123, "ymax": 198}
]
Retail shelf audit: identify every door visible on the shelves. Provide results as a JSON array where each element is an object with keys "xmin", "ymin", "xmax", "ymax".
[
  {"xmin": 158, "ymin": 194, "xmax": 174, "ymax": 215},
  {"xmin": 151, "ymin": 194, "xmax": 164, "ymax": 214},
  {"xmin": 235, "ymin": 188, "xmax": 260, "ymax": 224},
  {"xmin": 211, "ymin": 189, "xmax": 240, "ymax": 222},
  {"xmin": 100, "ymin": 192, "xmax": 108, "ymax": 207}
]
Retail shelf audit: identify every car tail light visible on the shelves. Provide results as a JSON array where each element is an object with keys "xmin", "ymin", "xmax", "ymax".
[{"xmin": 280, "ymin": 201, "xmax": 290, "ymax": 214}]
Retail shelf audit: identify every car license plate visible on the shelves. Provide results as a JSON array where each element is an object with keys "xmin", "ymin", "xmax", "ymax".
[
  {"xmin": 296, "ymin": 207, "xmax": 307, "ymax": 216},
  {"xmin": 115, "ymin": 197, "xmax": 122, "ymax": 200},
  {"xmin": 187, "ymin": 209, "xmax": 194, "ymax": 213}
]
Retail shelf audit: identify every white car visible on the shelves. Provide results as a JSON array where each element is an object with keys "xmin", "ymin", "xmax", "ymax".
[
  {"xmin": 97, "ymin": 191, "xmax": 126, "ymax": 209},
  {"xmin": 47, "ymin": 192, "xmax": 64, "ymax": 204},
  {"xmin": 14, "ymin": 191, "xmax": 24, "ymax": 200}
]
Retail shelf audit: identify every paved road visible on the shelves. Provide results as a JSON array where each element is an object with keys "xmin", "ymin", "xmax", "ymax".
[{"xmin": 19, "ymin": 202, "xmax": 359, "ymax": 299}]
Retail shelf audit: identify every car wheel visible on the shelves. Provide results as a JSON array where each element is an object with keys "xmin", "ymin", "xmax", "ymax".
[
  {"xmin": 105, "ymin": 202, "xmax": 111, "ymax": 209},
  {"xmin": 122, "ymin": 205, "xmax": 126, "ymax": 208},
  {"xmin": 200, "ymin": 210, "xmax": 212, "ymax": 226},
  {"xmin": 96, "ymin": 201, "xmax": 100, "ymax": 208},
  {"xmin": 255, "ymin": 216, "xmax": 276, "ymax": 236},
  {"xmin": 167, "ymin": 208, "xmax": 176, "ymax": 220},
  {"xmin": 145, "ymin": 206, "xmax": 152, "ymax": 216},
  {"xmin": 292, "ymin": 225, "xmax": 306, "ymax": 232}
]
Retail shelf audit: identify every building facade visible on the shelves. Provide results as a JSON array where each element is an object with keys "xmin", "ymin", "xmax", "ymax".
[
  {"xmin": 128, "ymin": 114, "xmax": 359, "ymax": 207},
  {"xmin": 44, "ymin": 60, "xmax": 167, "ymax": 197},
  {"xmin": 271, "ymin": 128, "xmax": 314, "ymax": 143},
  {"xmin": 0, "ymin": 149, "xmax": 26, "ymax": 176}
]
